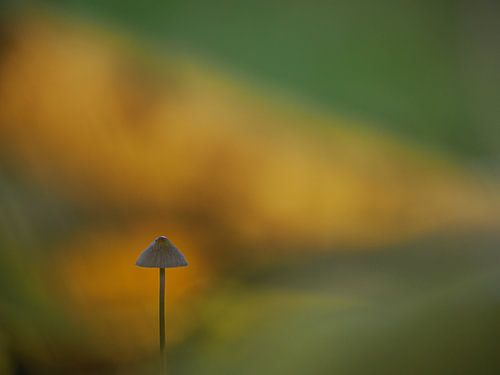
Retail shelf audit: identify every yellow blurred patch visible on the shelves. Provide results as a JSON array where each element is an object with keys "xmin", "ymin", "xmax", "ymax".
[
  {"xmin": 0, "ymin": 14, "xmax": 496, "ymax": 255},
  {"xmin": 53, "ymin": 223, "xmax": 211, "ymax": 361}
]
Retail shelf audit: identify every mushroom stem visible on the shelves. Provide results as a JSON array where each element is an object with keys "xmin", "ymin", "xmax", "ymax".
[
  {"xmin": 159, "ymin": 267, "xmax": 166, "ymax": 374},
  {"xmin": 136, "ymin": 236, "xmax": 187, "ymax": 373}
]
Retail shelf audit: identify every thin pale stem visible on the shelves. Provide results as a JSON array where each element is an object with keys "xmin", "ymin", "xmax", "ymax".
[{"xmin": 159, "ymin": 268, "xmax": 166, "ymax": 374}]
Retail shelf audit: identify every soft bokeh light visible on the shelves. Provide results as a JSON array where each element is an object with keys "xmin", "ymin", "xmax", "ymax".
[{"xmin": 0, "ymin": 1, "xmax": 499, "ymax": 374}]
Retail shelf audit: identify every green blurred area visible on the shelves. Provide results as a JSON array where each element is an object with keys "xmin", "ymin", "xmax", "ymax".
[
  {"xmin": 173, "ymin": 234, "xmax": 500, "ymax": 375},
  {"xmin": 16, "ymin": 0, "xmax": 500, "ymax": 159}
]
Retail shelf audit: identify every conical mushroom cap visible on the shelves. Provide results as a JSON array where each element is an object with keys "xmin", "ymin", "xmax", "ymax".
[{"xmin": 136, "ymin": 236, "xmax": 188, "ymax": 268}]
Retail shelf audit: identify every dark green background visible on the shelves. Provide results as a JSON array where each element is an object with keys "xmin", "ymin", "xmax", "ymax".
[{"xmin": 6, "ymin": 0, "xmax": 499, "ymax": 160}]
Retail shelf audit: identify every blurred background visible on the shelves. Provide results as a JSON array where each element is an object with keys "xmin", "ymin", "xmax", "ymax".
[{"xmin": 0, "ymin": 1, "xmax": 499, "ymax": 374}]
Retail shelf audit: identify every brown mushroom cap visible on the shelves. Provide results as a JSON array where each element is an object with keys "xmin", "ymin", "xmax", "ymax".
[{"xmin": 135, "ymin": 236, "xmax": 188, "ymax": 268}]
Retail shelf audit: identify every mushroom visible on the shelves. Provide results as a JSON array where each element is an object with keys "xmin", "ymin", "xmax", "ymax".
[{"xmin": 136, "ymin": 236, "xmax": 188, "ymax": 373}]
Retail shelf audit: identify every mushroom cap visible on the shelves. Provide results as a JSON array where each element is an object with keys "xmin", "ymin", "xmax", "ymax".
[{"xmin": 135, "ymin": 236, "xmax": 188, "ymax": 268}]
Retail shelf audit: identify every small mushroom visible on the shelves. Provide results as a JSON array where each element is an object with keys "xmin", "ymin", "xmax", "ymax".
[
  {"xmin": 136, "ymin": 236, "xmax": 188, "ymax": 268},
  {"xmin": 136, "ymin": 236, "xmax": 188, "ymax": 374}
]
